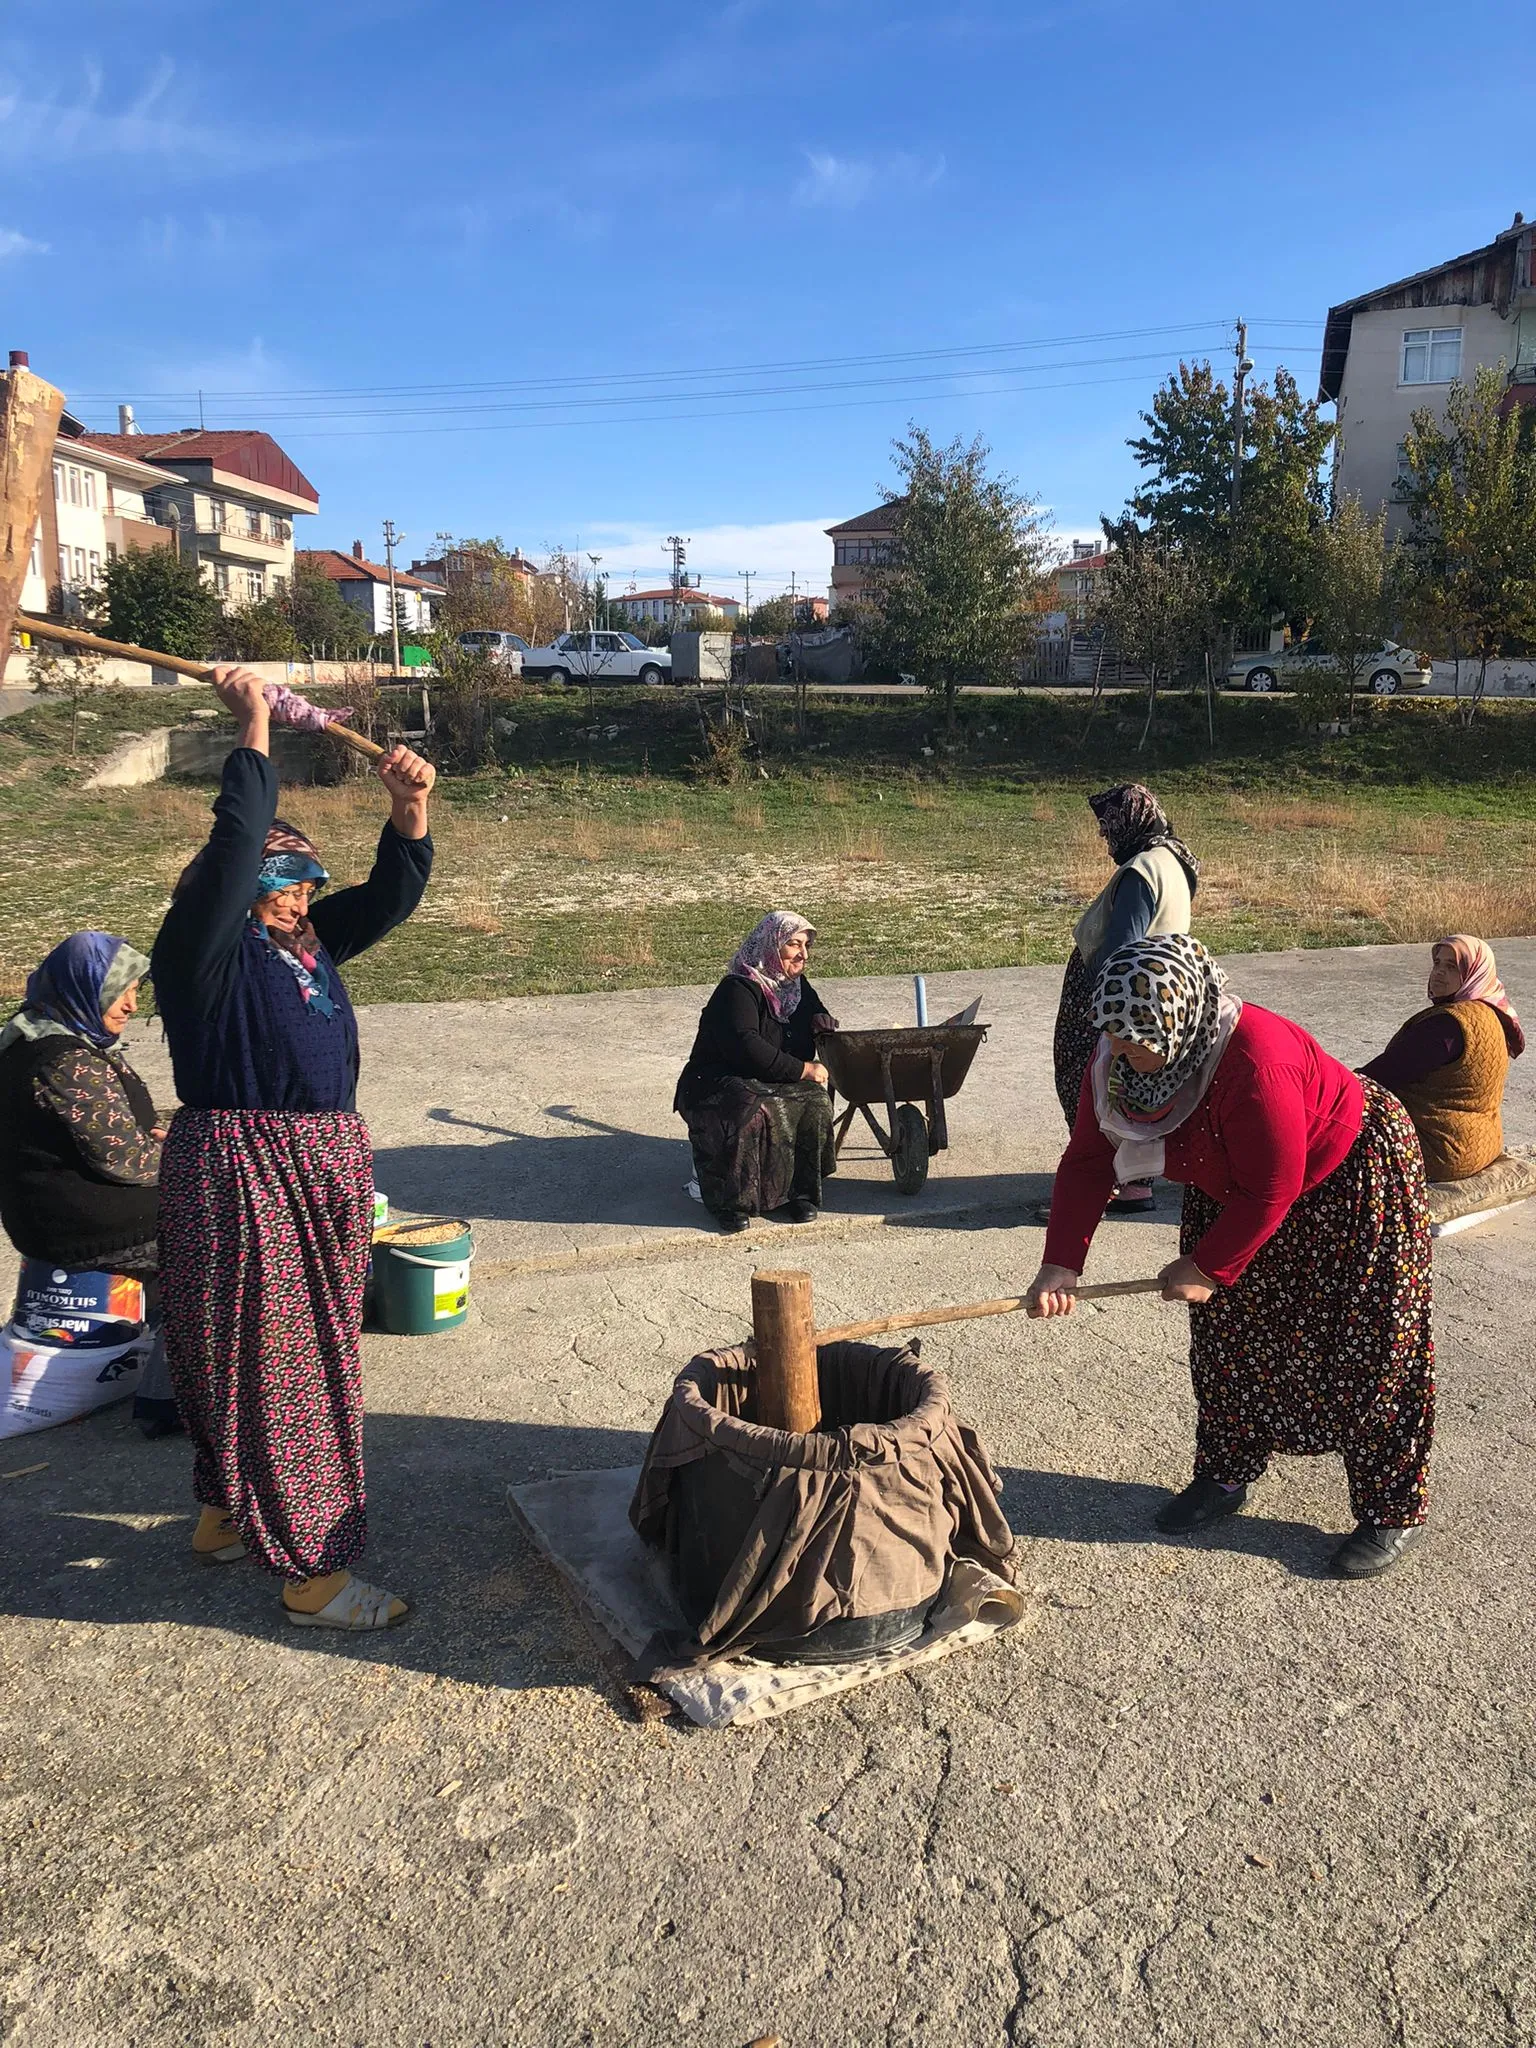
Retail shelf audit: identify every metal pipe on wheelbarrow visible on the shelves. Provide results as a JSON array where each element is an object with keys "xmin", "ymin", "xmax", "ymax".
[{"xmin": 913, "ymin": 974, "xmax": 928, "ymax": 1026}]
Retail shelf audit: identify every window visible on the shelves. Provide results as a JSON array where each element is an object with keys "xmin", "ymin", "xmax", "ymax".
[
  {"xmin": 57, "ymin": 545, "xmax": 71, "ymax": 585},
  {"xmin": 247, "ymin": 569, "xmax": 265, "ymax": 601},
  {"xmin": 214, "ymin": 563, "xmax": 230, "ymax": 597},
  {"xmin": 209, "ymin": 499, "xmax": 225, "ymax": 531},
  {"xmin": 52, "ymin": 461, "xmax": 63, "ymax": 502},
  {"xmin": 80, "ymin": 470, "xmax": 96, "ymax": 509},
  {"xmin": 73, "ymin": 546, "xmax": 87, "ymax": 581},
  {"xmin": 29, "ymin": 534, "xmax": 41, "ymax": 577},
  {"xmin": 1395, "ymin": 441, "xmax": 1413, "ymax": 480},
  {"xmin": 88, "ymin": 551, "xmax": 102, "ymax": 584},
  {"xmin": 246, "ymin": 508, "xmax": 262, "ymax": 538},
  {"xmin": 1402, "ymin": 327, "xmax": 1462, "ymax": 384},
  {"xmin": 67, "ymin": 465, "xmax": 82, "ymax": 506}
]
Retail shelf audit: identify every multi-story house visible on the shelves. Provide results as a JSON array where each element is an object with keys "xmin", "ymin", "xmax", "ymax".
[
  {"xmin": 1320, "ymin": 210, "xmax": 1536, "ymax": 528},
  {"xmin": 611, "ymin": 588, "xmax": 741, "ymax": 625},
  {"xmin": 825, "ymin": 501, "xmax": 901, "ymax": 611},
  {"xmin": 19, "ymin": 415, "xmax": 176, "ymax": 614},
  {"xmin": 74, "ymin": 422, "xmax": 319, "ymax": 603},
  {"xmin": 297, "ymin": 545, "xmax": 443, "ymax": 635}
]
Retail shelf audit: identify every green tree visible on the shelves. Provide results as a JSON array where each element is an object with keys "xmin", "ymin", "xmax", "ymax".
[
  {"xmin": 98, "ymin": 545, "xmax": 222, "ymax": 660},
  {"xmin": 864, "ymin": 425, "xmax": 1050, "ymax": 728},
  {"xmin": 284, "ymin": 561, "xmax": 375, "ymax": 656},
  {"xmin": 1397, "ymin": 365, "xmax": 1536, "ymax": 722},
  {"xmin": 1092, "ymin": 534, "xmax": 1212, "ymax": 749},
  {"xmin": 1302, "ymin": 495, "xmax": 1396, "ymax": 722},
  {"xmin": 215, "ymin": 596, "xmax": 300, "ymax": 661},
  {"xmin": 744, "ymin": 594, "xmax": 797, "ymax": 638},
  {"xmin": 1124, "ymin": 361, "xmax": 1334, "ymax": 637}
]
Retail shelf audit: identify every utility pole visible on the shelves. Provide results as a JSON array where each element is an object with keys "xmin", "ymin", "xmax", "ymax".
[
  {"xmin": 1228, "ymin": 318, "xmax": 1251, "ymax": 526},
  {"xmin": 665, "ymin": 535, "xmax": 689, "ymax": 635},
  {"xmin": 587, "ymin": 552, "xmax": 602, "ymax": 631},
  {"xmin": 382, "ymin": 518, "xmax": 403, "ymax": 674},
  {"xmin": 739, "ymin": 569, "xmax": 754, "ymax": 645}
]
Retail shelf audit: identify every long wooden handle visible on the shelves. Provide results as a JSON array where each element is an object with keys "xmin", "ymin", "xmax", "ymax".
[
  {"xmin": 15, "ymin": 614, "xmax": 388, "ymax": 761},
  {"xmin": 815, "ymin": 1275, "xmax": 1165, "ymax": 1347}
]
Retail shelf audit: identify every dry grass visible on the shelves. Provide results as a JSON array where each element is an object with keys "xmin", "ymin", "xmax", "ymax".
[
  {"xmin": 826, "ymin": 823, "xmax": 888, "ymax": 864},
  {"xmin": 727, "ymin": 796, "xmax": 766, "ymax": 833},
  {"xmin": 580, "ymin": 930, "xmax": 659, "ymax": 973}
]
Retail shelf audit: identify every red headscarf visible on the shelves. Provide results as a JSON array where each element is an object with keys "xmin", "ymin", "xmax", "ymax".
[{"xmin": 1432, "ymin": 935, "xmax": 1525, "ymax": 1057}]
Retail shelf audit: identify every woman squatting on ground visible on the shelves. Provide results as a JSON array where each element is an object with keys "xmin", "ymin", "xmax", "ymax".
[
  {"xmin": 1051, "ymin": 783, "xmax": 1198, "ymax": 1213},
  {"xmin": 675, "ymin": 911, "xmax": 838, "ymax": 1233},
  {"xmin": 1029, "ymin": 934, "xmax": 1436, "ymax": 1579},
  {"xmin": 151, "ymin": 666, "xmax": 434, "ymax": 1631}
]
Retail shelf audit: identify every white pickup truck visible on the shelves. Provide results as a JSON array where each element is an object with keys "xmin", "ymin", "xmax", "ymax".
[{"xmin": 521, "ymin": 631, "xmax": 672, "ymax": 685}]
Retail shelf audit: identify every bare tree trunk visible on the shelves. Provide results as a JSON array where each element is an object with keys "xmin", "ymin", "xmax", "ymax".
[
  {"xmin": 1204, "ymin": 649, "xmax": 1215, "ymax": 748},
  {"xmin": 1137, "ymin": 665, "xmax": 1158, "ymax": 752}
]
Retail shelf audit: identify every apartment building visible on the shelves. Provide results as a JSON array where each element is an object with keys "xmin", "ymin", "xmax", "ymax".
[
  {"xmin": 1320, "ymin": 210, "xmax": 1536, "ymax": 527},
  {"xmin": 826, "ymin": 501, "xmax": 901, "ymax": 611},
  {"xmin": 611, "ymin": 587, "xmax": 741, "ymax": 624},
  {"xmin": 74, "ymin": 422, "xmax": 319, "ymax": 603},
  {"xmin": 19, "ymin": 420, "xmax": 176, "ymax": 614}
]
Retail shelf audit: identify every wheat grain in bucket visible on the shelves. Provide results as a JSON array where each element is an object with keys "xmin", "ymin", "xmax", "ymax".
[
  {"xmin": 0, "ymin": 930, "xmax": 179, "ymax": 1435},
  {"xmin": 1052, "ymin": 783, "xmax": 1199, "ymax": 1214},
  {"xmin": 1361, "ymin": 935, "xmax": 1525, "ymax": 1182},
  {"xmin": 674, "ymin": 911, "xmax": 839, "ymax": 1233},
  {"xmin": 151, "ymin": 666, "xmax": 435, "ymax": 1632},
  {"xmin": 1029, "ymin": 933, "xmax": 1436, "ymax": 1581}
]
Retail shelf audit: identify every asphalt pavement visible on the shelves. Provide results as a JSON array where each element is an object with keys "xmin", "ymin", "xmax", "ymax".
[{"xmin": 3, "ymin": 944, "xmax": 1534, "ymax": 2047}]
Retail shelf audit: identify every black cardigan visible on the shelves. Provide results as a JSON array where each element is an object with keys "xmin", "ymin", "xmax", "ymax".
[
  {"xmin": 675, "ymin": 974, "xmax": 826, "ymax": 1114},
  {"xmin": 0, "ymin": 1035, "xmax": 161, "ymax": 1267}
]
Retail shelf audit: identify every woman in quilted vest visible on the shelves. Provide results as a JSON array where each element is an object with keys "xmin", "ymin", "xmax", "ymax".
[
  {"xmin": 1362, "ymin": 936, "xmax": 1524, "ymax": 1182},
  {"xmin": 1051, "ymin": 783, "xmax": 1199, "ymax": 1212}
]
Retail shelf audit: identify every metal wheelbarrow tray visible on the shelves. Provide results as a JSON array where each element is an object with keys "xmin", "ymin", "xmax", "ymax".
[{"xmin": 818, "ymin": 1023, "xmax": 988, "ymax": 1194}]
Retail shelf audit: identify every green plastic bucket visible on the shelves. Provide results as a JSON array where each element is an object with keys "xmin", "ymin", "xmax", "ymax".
[{"xmin": 372, "ymin": 1218, "xmax": 474, "ymax": 1335}]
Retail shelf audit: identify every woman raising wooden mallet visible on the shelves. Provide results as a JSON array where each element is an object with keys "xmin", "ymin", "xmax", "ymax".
[{"xmin": 152, "ymin": 666, "xmax": 434, "ymax": 1629}]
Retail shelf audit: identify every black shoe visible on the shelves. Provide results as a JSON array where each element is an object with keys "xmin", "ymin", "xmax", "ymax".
[
  {"xmin": 1330, "ymin": 1521, "xmax": 1427, "ymax": 1578},
  {"xmin": 717, "ymin": 1211, "xmax": 751, "ymax": 1235},
  {"xmin": 786, "ymin": 1197, "xmax": 818, "ymax": 1224},
  {"xmin": 1154, "ymin": 1476, "xmax": 1250, "ymax": 1533}
]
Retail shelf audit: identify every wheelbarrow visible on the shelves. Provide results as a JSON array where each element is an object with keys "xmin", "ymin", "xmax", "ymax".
[{"xmin": 817, "ymin": 1024, "xmax": 988, "ymax": 1195}]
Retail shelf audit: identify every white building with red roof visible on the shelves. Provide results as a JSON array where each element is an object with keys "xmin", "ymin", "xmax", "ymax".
[
  {"xmin": 611, "ymin": 586, "xmax": 741, "ymax": 624},
  {"xmin": 297, "ymin": 544, "xmax": 443, "ymax": 635}
]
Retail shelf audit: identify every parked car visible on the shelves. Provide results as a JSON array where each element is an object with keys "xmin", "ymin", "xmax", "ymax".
[
  {"xmin": 520, "ymin": 631, "xmax": 672, "ymax": 686},
  {"xmin": 457, "ymin": 630, "xmax": 529, "ymax": 674},
  {"xmin": 1222, "ymin": 639, "xmax": 1432, "ymax": 695}
]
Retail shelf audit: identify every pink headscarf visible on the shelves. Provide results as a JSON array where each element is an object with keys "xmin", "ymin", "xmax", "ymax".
[
  {"xmin": 1432, "ymin": 935, "xmax": 1525, "ymax": 1057},
  {"xmin": 728, "ymin": 911, "xmax": 815, "ymax": 1021}
]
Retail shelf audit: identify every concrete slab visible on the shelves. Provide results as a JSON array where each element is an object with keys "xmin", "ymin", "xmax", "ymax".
[{"xmin": 5, "ymin": 942, "xmax": 1536, "ymax": 2045}]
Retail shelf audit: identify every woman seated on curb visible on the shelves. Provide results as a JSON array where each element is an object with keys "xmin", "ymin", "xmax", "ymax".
[
  {"xmin": 0, "ymin": 931, "xmax": 180, "ymax": 1437},
  {"xmin": 1361, "ymin": 935, "xmax": 1524, "ymax": 1183},
  {"xmin": 674, "ymin": 912, "xmax": 838, "ymax": 1233}
]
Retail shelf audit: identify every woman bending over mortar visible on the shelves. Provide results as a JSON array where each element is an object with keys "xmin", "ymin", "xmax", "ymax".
[{"xmin": 1028, "ymin": 935, "xmax": 1436, "ymax": 1580}]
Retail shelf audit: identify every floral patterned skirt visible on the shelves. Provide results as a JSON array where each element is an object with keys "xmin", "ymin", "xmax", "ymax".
[
  {"xmin": 1052, "ymin": 948, "xmax": 1100, "ymax": 1129},
  {"xmin": 1180, "ymin": 1079, "xmax": 1435, "ymax": 1527},
  {"xmin": 159, "ymin": 1107, "xmax": 375, "ymax": 1579},
  {"xmin": 682, "ymin": 1077, "xmax": 836, "ymax": 1221}
]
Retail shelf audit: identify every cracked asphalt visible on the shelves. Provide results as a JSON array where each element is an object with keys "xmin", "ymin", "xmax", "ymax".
[{"xmin": 3, "ymin": 945, "xmax": 1535, "ymax": 2047}]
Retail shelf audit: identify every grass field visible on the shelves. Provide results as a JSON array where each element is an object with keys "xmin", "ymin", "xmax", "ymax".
[{"xmin": 3, "ymin": 681, "xmax": 1536, "ymax": 1004}]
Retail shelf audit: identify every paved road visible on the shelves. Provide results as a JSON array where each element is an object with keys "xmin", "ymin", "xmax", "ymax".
[{"xmin": 3, "ymin": 945, "xmax": 1534, "ymax": 2046}]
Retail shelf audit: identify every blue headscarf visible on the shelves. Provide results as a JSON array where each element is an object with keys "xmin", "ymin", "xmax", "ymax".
[{"xmin": 0, "ymin": 931, "xmax": 151, "ymax": 1056}]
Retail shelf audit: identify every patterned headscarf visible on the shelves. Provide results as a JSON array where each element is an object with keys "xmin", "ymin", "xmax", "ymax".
[
  {"xmin": 1432, "ymin": 935, "xmax": 1524, "ymax": 1057},
  {"xmin": 0, "ymin": 931, "xmax": 150, "ymax": 1056},
  {"xmin": 1088, "ymin": 783, "xmax": 1199, "ymax": 890},
  {"xmin": 249, "ymin": 820, "xmax": 335, "ymax": 1021},
  {"xmin": 727, "ymin": 911, "xmax": 816, "ymax": 1021},
  {"xmin": 254, "ymin": 818, "xmax": 330, "ymax": 900},
  {"xmin": 1092, "ymin": 934, "xmax": 1230, "ymax": 1117}
]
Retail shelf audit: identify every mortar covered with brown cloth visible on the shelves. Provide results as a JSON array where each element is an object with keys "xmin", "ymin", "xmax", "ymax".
[{"xmin": 629, "ymin": 1342, "xmax": 1018, "ymax": 1663}]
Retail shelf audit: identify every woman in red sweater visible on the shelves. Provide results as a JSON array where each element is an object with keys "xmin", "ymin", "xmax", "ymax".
[{"xmin": 1027, "ymin": 935, "xmax": 1435, "ymax": 1578}]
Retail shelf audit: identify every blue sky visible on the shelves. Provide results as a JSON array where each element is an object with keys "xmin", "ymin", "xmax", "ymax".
[{"xmin": 4, "ymin": 0, "xmax": 1532, "ymax": 597}]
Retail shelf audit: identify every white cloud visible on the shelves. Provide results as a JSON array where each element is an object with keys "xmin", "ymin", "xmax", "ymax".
[
  {"xmin": 579, "ymin": 518, "xmax": 843, "ymax": 599},
  {"xmin": 793, "ymin": 149, "xmax": 946, "ymax": 210},
  {"xmin": 0, "ymin": 58, "xmax": 339, "ymax": 171},
  {"xmin": 0, "ymin": 226, "xmax": 46, "ymax": 259}
]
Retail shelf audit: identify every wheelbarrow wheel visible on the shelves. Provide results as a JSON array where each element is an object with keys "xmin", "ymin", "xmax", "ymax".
[{"xmin": 891, "ymin": 1104, "xmax": 930, "ymax": 1195}]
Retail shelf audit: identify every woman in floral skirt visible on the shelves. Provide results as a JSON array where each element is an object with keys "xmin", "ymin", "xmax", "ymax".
[
  {"xmin": 1029, "ymin": 934, "xmax": 1435, "ymax": 1578},
  {"xmin": 152, "ymin": 668, "xmax": 434, "ymax": 1629}
]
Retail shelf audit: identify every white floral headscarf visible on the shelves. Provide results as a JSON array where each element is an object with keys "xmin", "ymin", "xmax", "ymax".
[{"xmin": 727, "ymin": 911, "xmax": 815, "ymax": 1021}]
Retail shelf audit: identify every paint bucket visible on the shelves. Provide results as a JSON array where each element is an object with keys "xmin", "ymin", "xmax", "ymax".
[
  {"xmin": 12, "ymin": 1260, "xmax": 147, "ymax": 1349},
  {"xmin": 371, "ymin": 1218, "xmax": 474, "ymax": 1335}
]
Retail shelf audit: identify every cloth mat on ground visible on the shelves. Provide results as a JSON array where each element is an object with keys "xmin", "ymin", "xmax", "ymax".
[
  {"xmin": 1426, "ymin": 1146, "xmax": 1536, "ymax": 1237},
  {"xmin": 508, "ymin": 1465, "xmax": 1029, "ymax": 1729}
]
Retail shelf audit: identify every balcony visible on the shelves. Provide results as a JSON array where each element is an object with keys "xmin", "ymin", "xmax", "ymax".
[{"xmin": 195, "ymin": 521, "xmax": 292, "ymax": 561}]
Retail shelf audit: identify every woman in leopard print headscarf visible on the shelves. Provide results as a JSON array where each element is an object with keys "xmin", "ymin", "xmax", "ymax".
[{"xmin": 1027, "ymin": 934, "xmax": 1439, "ymax": 1583}]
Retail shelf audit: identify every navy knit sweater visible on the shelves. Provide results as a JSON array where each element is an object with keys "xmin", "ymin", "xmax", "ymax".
[{"xmin": 151, "ymin": 749, "xmax": 432, "ymax": 1113}]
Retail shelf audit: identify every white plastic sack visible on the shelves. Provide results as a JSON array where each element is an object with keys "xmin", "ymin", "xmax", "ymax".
[{"xmin": 1, "ymin": 1324, "xmax": 146, "ymax": 1439}]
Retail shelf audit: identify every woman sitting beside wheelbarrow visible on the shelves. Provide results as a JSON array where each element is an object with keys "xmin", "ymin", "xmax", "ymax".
[{"xmin": 675, "ymin": 912, "xmax": 838, "ymax": 1233}]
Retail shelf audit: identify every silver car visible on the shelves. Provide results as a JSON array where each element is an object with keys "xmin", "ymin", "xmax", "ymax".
[{"xmin": 1223, "ymin": 639, "xmax": 1431, "ymax": 694}]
